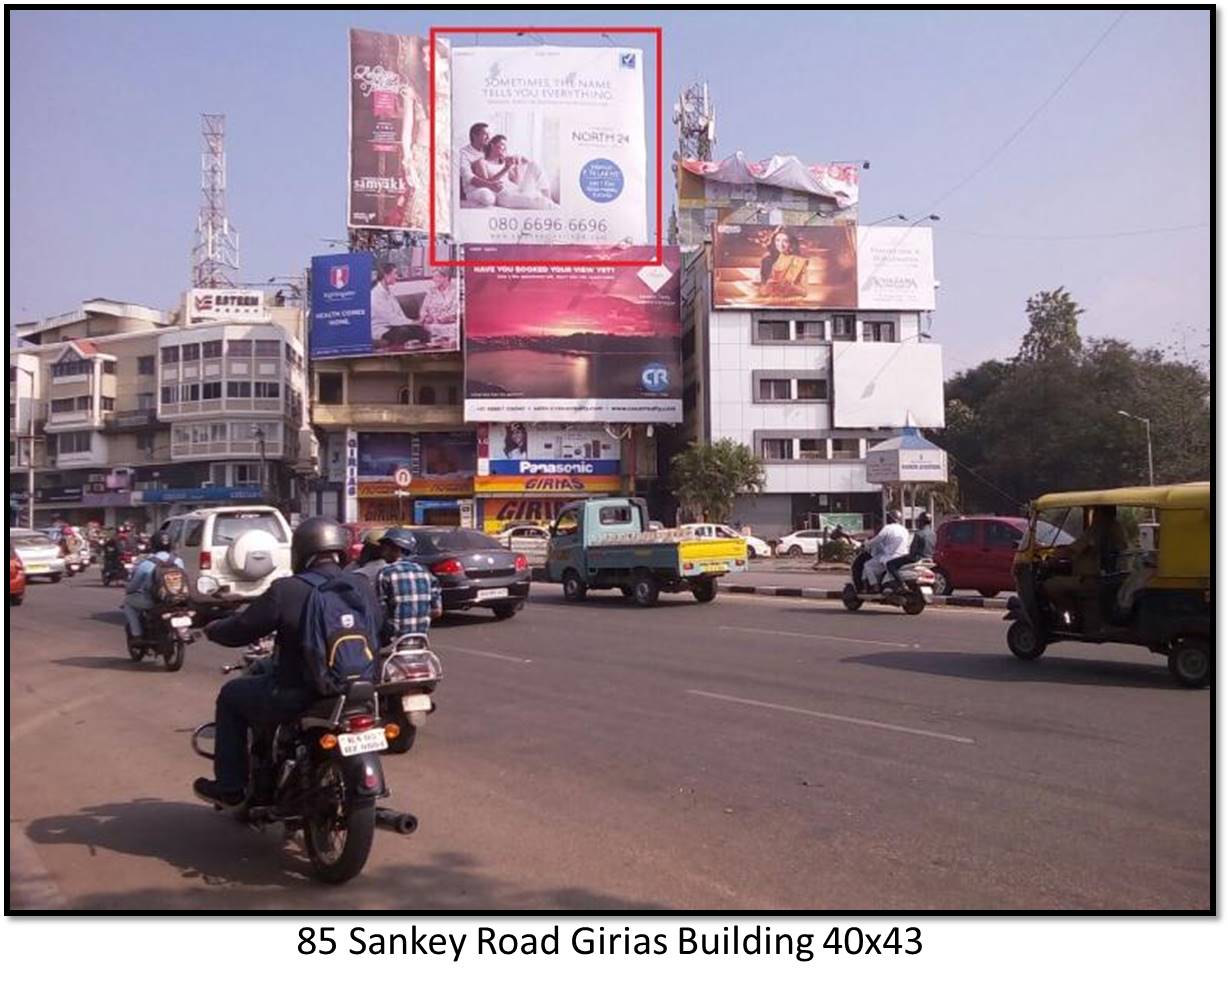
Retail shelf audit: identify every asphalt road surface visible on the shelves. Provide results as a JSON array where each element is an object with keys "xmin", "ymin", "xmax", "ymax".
[{"xmin": 8, "ymin": 569, "xmax": 1211, "ymax": 911}]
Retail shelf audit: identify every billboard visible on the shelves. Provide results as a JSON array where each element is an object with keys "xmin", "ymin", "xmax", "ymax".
[
  {"xmin": 478, "ymin": 423, "xmax": 620, "ymax": 476},
  {"xmin": 713, "ymin": 224, "xmax": 857, "ymax": 309},
  {"xmin": 357, "ymin": 431, "xmax": 475, "ymax": 497},
  {"xmin": 464, "ymin": 245, "xmax": 682, "ymax": 422},
  {"xmin": 349, "ymin": 29, "xmax": 450, "ymax": 234},
  {"xmin": 450, "ymin": 45, "xmax": 646, "ymax": 247},
  {"xmin": 186, "ymin": 288, "xmax": 267, "ymax": 324},
  {"xmin": 856, "ymin": 226, "xmax": 936, "ymax": 310},
  {"xmin": 310, "ymin": 245, "xmax": 459, "ymax": 359},
  {"xmin": 832, "ymin": 342, "xmax": 945, "ymax": 429}
]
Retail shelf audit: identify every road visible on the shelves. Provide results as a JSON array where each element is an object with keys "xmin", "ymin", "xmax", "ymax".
[{"xmin": 8, "ymin": 568, "xmax": 1211, "ymax": 911}]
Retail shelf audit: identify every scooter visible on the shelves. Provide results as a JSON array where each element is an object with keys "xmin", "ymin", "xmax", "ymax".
[{"xmin": 841, "ymin": 548, "xmax": 935, "ymax": 615}]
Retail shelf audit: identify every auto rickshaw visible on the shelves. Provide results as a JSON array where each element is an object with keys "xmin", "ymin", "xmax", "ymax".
[{"xmin": 1004, "ymin": 482, "xmax": 1210, "ymax": 688}]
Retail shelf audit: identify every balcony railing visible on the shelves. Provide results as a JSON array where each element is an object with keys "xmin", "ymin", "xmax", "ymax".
[{"xmin": 103, "ymin": 408, "xmax": 158, "ymax": 431}]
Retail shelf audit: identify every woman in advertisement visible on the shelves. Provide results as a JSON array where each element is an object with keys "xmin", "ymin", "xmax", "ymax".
[
  {"xmin": 471, "ymin": 135, "xmax": 557, "ymax": 210},
  {"xmin": 758, "ymin": 228, "xmax": 809, "ymax": 298}
]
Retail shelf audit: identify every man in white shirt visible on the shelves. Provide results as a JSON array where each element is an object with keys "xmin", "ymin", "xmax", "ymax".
[
  {"xmin": 457, "ymin": 121, "xmax": 501, "ymax": 207},
  {"xmin": 370, "ymin": 263, "xmax": 427, "ymax": 348},
  {"xmin": 863, "ymin": 512, "xmax": 911, "ymax": 590}
]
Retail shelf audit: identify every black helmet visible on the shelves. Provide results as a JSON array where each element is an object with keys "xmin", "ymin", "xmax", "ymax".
[
  {"xmin": 150, "ymin": 531, "xmax": 172, "ymax": 553},
  {"xmin": 291, "ymin": 516, "xmax": 350, "ymax": 572},
  {"xmin": 379, "ymin": 526, "xmax": 418, "ymax": 554},
  {"xmin": 886, "ymin": 511, "xmax": 902, "ymax": 525},
  {"xmin": 917, "ymin": 512, "xmax": 932, "ymax": 528}
]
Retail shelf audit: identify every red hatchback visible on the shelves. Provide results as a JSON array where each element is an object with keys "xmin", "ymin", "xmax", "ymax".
[
  {"xmin": 10, "ymin": 550, "xmax": 27, "ymax": 606},
  {"xmin": 932, "ymin": 516, "xmax": 1028, "ymax": 597}
]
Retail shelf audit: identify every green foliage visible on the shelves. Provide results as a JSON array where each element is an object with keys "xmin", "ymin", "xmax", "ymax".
[
  {"xmin": 670, "ymin": 439, "xmax": 765, "ymax": 523},
  {"xmin": 941, "ymin": 290, "xmax": 1209, "ymax": 513}
]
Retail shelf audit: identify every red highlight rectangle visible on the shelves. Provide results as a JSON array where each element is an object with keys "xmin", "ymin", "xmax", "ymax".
[{"xmin": 428, "ymin": 25, "xmax": 663, "ymax": 268}]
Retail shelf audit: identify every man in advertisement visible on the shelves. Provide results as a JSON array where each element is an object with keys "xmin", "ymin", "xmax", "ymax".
[{"xmin": 457, "ymin": 121, "xmax": 502, "ymax": 208}]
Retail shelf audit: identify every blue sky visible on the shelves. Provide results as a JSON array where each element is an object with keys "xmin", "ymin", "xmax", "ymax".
[{"xmin": 8, "ymin": 8, "xmax": 1210, "ymax": 370}]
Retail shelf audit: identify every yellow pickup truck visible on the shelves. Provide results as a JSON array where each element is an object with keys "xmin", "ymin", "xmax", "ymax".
[{"xmin": 545, "ymin": 497, "xmax": 748, "ymax": 606}]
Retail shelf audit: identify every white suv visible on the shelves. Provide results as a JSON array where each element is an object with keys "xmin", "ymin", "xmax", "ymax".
[{"xmin": 159, "ymin": 505, "xmax": 292, "ymax": 609}]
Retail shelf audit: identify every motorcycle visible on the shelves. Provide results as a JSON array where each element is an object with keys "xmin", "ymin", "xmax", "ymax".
[
  {"xmin": 127, "ymin": 604, "xmax": 196, "ymax": 671},
  {"xmin": 191, "ymin": 644, "xmax": 421, "ymax": 884},
  {"xmin": 377, "ymin": 634, "xmax": 443, "ymax": 754},
  {"xmin": 841, "ymin": 548, "xmax": 936, "ymax": 615},
  {"xmin": 101, "ymin": 550, "xmax": 135, "ymax": 587}
]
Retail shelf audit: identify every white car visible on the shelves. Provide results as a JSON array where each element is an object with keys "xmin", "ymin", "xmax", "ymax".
[
  {"xmin": 497, "ymin": 524, "xmax": 551, "ymax": 564},
  {"xmin": 159, "ymin": 505, "xmax": 292, "ymax": 609},
  {"xmin": 9, "ymin": 529, "xmax": 68, "ymax": 582},
  {"xmin": 775, "ymin": 529, "xmax": 826, "ymax": 558},
  {"xmin": 679, "ymin": 523, "xmax": 772, "ymax": 559}
]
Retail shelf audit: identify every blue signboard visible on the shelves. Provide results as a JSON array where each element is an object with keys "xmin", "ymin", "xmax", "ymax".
[
  {"xmin": 310, "ymin": 252, "xmax": 373, "ymax": 359},
  {"xmin": 137, "ymin": 486, "xmax": 263, "ymax": 504},
  {"xmin": 487, "ymin": 459, "xmax": 622, "ymax": 476}
]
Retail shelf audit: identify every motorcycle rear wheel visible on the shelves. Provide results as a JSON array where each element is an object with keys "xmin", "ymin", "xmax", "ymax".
[{"xmin": 304, "ymin": 763, "xmax": 375, "ymax": 884}]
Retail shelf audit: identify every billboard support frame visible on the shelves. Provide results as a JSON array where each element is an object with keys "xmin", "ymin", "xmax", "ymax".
[{"xmin": 428, "ymin": 24, "xmax": 663, "ymax": 268}]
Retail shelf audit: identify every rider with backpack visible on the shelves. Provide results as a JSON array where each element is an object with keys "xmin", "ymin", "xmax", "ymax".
[
  {"xmin": 122, "ymin": 531, "xmax": 186, "ymax": 642},
  {"xmin": 195, "ymin": 516, "xmax": 384, "ymax": 808}
]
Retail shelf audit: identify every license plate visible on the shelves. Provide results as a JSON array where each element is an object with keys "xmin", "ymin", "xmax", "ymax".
[
  {"xmin": 402, "ymin": 694, "xmax": 433, "ymax": 713},
  {"xmin": 476, "ymin": 587, "xmax": 509, "ymax": 601},
  {"xmin": 700, "ymin": 562, "xmax": 727, "ymax": 573},
  {"xmin": 921, "ymin": 588, "xmax": 934, "ymax": 599},
  {"xmin": 170, "ymin": 615, "xmax": 192, "ymax": 628},
  {"xmin": 26, "ymin": 564, "xmax": 48, "ymax": 574},
  {"xmin": 337, "ymin": 728, "xmax": 388, "ymax": 757}
]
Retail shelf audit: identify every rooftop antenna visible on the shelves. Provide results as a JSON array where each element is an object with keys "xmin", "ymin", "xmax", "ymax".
[
  {"xmin": 191, "ymin": 113, "xmax": 240, "ymax": 288},
  {"xmin": 670, "ymin": 82, "xmax": 716, "ymax": 245}
]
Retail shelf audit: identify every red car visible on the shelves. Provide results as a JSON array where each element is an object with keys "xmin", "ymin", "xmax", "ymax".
[
  {"xmin": 932, "ymin": 515, "xmax": 1028, "ymax": 598},
  {"xmin": 10, "ymin": 550, "xmax": 27, "ymax": 606}
]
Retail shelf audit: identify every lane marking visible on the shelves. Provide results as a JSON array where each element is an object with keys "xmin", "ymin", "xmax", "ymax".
[
  {"xmin": 686, "ymin": 689, "xmax": 976, "ymax": 745},
  {"xmin": 447, "ymin": 645, "xmax": 533, "ymax": 665},
  {"xmin": 12, "ymin": 695, "xmax": 102, "ymax": 741},
  {"xmin": 718, "ymin": 624, "xmax": 917, "ymax": 650}
]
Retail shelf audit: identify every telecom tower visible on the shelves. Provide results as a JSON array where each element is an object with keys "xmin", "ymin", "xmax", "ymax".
[
  {"xmin": 669, "ymin": 82, "xmax": 716, "ymax": 245},
  {"xmin": 191, "ymin": 113, "xmax": 240, "ymax": 288}
]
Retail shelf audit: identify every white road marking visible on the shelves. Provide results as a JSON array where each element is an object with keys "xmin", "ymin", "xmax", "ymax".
[
  {"xmin": 11, "ymin": 695, "xmax": 102, "ymax": 741},
  {"xmin": 718, "ymin": 624, "xmax": 917, "ymax": 650},
  {"xmin": 448, "ymin": 645, "xmax": 533, "ymax": 664},
  {"xmin": 686, "ymin": 689, "xmax": 976, "ymax": 745}
]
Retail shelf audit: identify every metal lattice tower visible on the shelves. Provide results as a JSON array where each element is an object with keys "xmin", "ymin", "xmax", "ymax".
[
  {"xmin": 672, "ymin": 82, "xmax": 716, "ymax": 170},
  {"xmin": 191, "ymin": 113, "xmax": 240, "ymax": 288}
]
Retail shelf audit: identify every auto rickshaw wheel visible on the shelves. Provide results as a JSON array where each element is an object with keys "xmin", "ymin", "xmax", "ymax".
[
  {"xmin": 1167, "ymin": 639, "xmax": 1210, "ymax": 689},
  {"xmin": 1006, "ymin": 620, "xmax": 1046, "ymax": 661}
]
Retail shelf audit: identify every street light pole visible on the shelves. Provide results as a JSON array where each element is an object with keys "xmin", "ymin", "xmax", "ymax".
[{"xmin": 1116, "ymin": 410, "xmax": 1154, "ymax": 486}]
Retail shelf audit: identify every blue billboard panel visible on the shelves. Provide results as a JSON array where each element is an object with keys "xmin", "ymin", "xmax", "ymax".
[{"xmin": 310, "ymin": 252, "xmax": 373, "ymax": 359}]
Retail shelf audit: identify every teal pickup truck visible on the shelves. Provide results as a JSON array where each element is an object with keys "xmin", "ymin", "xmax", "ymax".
[{"xmin": 545, "ymin": 497, "xmax": 748, "ymax": 606}]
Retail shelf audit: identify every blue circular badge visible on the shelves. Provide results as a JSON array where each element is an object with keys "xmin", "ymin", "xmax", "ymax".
[
  {"xmin": 579, "ymin": 158, "xmax": 624, "ymax": 203},
  {"xmin": 641, "ymin": 362, "xmax": 670, "ymax": 393}
]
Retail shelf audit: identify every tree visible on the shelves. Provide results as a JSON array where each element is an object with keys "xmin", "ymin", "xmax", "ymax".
[
  {"xmin": 1017, "ymin": 287, "xmax": 1084, "ymax": 364},
  {"xmin": 669, "ymin": 439, "xmax": 765, "ymax": 523}
]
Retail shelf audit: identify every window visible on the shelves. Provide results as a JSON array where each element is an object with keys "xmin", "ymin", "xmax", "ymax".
[
  {"xmin": 796, "ymin": 378, "xmax": 828, "ymax": 400},
  {"xmin": 254, "ymin": 339, "xmax": 280, "ymax": 357},
  {"xmin": 192, "ymin": 424, "xmax": 209, "ymax": 443},
  {"xmin": 101, "ymin": 397, "xmax": 115, "ymax": 411},
  {"xmin": 173, "ymin": 427, "xmax": 190, "ymax": 445},
  {"xmin": 318, "ymin": 372, "xmax": 343, "ymax": 404},
  {"xmin": 862, "ymin": 321, "xmax": 895, "ymax": 343},
  {"xmin": 136, "ymin": 392, "xmax": 155, "ymax": 411},
  {"xmin": 418, "ymin": 385, "xmax": 437, "ymax": 405},
  {"xmin": 75, "ymin": 395, "xmax": 92, "ymax": 410},
  {"xmin": 398, "ymin": 386, "xmax": 411, "ymax": 405},
  {"xmin": 554, "ymin": 509, "xmax": 580, "ymax": 536},
  {"xmin": 161, "ymin": 346, "xmax": 179, "ymax": 365},
  {"xmin": 210, "ymin": 423, "xmax": 227, "ymax": 442},
  {"xmin": 798, "ymin": 438, "xmax": 827, "ymax": 460},
  {"xmin": 762, "ymin": 438, "xmax": 791, "ymax": 460},
  {"xmin": 202, "ymin": 381, "xmax": 222, "ymax": 400},
  {"xmin": 137, "ymin": 433, "xmax": 155, "ymax": 454},
  {"xmin": 52, "ymin": 359, "xmax": 91, "ymax": 377},
  {"xmin": 228, "ymin": 339, "xmax": 253, "ymax": 356},
  {"xmin": 57, "ymin": 431, "xmax": 92, "ymax": 454},
  {"xmin": 203, "ymin": 340, "xmax": 223, "ymax": 359},
  {"xmin": 160, "ymin": 385, "xmax": 176, "ymax": 404},
  {"xmin": 212, "ymin": 511, "xmax": 288, "ymax": 545},
  {"xmin": 182, "ymin": 343, "xmax": 201, "ymax": 361},
  {"xmin": 181, "ymin": 383, "xmax": 200, "ymax": 402},
  {"xmin": 137, "ymin": 355, "xmax": 155, "ymax": 375},
  {"xmin": 164, "ymin": 520, "xmax": 184, "ymax": 547},
  {"xmin": 831, "ymin": 314, "xmax": 856, "ymax": 340},
  {"xmin": 231, "ymin": 462, "xmax": 261, "ymax": 486},
  {"xmin": 755, "ymin": 319, "xmax": 791, "ymax": 342},
  {"xmin": 184, "ymin": 521, "xmax": 205, "ymax": 547},
  {"xmin": 102, "ymin": 361, "xmax": 117, "ymax": 375},
  {"xmin": 227, "ymin": 380, "xmax": 252, "ymax": 398},
  {"xmin": 254, "ymin": 381, "xmax": 280, "ymax": 399},
  {"xmin": 986, "ymin": 521, "xmax": 1024, "ymax": 548},
  {"xmin": 797, "ymin": 320, "xmax": 825, "ymax": 341},
  {"xmin": 50, "ymin": 398, "xmax": 75, "ymax": 413},
  {"xmin": 944, "ymin": 520, "xmax": 977, "ymax": 545},
  {"xmin": 758, "ymin": 378, "xmax": 791, "ymax": 401},
  {"xmin": 831, "ymin": 438, "xmax": 860, "ymax": 460},
  {"xmin": 599, "ymin": 506, "xmax": 634, "ymax": 525}
]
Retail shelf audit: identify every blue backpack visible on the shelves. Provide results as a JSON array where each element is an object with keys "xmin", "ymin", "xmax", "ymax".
[{"xmin": 297, "ymin": 571, "xmax": 380, "ymax": 696}]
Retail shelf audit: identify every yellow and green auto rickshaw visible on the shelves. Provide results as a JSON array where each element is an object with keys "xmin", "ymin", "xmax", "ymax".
[{"xmin": 1004, "ymin": 482, "xmax": 1211, "ymax": 688}]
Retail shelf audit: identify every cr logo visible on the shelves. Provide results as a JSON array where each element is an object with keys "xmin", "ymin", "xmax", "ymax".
[{"xmin": 640, "ymin": 362, "xmax": 670, "ymax": 393}]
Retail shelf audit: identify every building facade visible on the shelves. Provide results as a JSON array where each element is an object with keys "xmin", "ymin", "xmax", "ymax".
[{"xmin": 8, "ymin": 296, "xmax": 311, "ymax": 529}]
